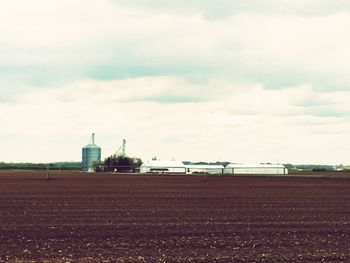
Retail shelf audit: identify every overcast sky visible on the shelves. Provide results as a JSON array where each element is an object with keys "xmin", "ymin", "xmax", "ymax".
[{"xmin": 1, "ymin": 0, "xmax": 350, "ymax": 164}]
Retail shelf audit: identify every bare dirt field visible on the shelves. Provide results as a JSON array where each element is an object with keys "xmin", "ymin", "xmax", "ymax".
[{"xmin": 1, "ymin": 171, "xmax": 350, "ymax": 262}]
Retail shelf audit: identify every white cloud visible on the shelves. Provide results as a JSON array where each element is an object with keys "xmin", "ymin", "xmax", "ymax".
[
  {"xmin": 1, "ymin": 1, "xmax": 350, "ymax": 91},
  {"xmin": 0, "ymin": 0, "xmax": 121, "ymax": 48},
  {"xmin": 1, "ymin": 1, "xmax": 350, "ymax": 164},
  {"xmin": 1, "ymin": 77, "xmax": 350, "ymax": 164},
  {"xmin": 112, "ymin": 0, "xmax": 350, "ymax": 17},
  {"xmin": 20, "ymin": 77, "xmax": 203, "ymax": 103}
]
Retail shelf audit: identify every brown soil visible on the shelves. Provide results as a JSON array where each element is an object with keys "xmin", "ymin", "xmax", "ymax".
[{"xmin": 1, "ymin": 171, "xmax": 350, "ymax": 262}]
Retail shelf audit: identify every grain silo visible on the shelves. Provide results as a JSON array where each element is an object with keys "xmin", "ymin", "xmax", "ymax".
[{"xmin": 82, "ymin": 133, "xmax": 101, "ymax": 172}]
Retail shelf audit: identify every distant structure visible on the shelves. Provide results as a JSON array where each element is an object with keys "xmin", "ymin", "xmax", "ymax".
[
  {"xmin": 82, "ymin": 133, "xmax": 101, "ymax": 172},
  {"xmin": 115, "ymin": 139, "xmax": 126, "ymax": 157},
  {"xmin": 140, "ymin": 160, "xmax": 186, "ymax": 174},
  {"xmin": 185, "ymin": 164, "xmax": 224, "ymax": 174},
  {"xmin": 139, "ymin": 161, "xmax": 225, "ymax": 174},
  {"xmin": 224, "ymin": 164, "xmax": 288, "ymax": 175}
]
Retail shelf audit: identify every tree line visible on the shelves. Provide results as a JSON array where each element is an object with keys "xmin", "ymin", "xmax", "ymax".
[{"xmin": 0, "ymin": 162, "xmax": 81, "ymax": 170}]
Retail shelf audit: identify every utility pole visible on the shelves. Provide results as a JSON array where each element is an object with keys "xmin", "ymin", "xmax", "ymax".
[{"xmin": 46, "ymin": 165, "xmax": 50, "ymax": 180}]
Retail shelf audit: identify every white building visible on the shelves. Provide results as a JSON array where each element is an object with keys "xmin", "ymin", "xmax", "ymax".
[
  {"xmin": 140, "ymin": 160, "xmax": 186, "ymax": 174},
  {"xmin": 224, "ymin": 164, "xmax": 288, "ymax": 175},
  {"xmin": 185, "ymin": 164, "xmax": 224, "ymax": 174}
]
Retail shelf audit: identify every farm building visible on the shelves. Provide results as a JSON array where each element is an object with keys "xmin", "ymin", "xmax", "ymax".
[
  {"xmin": 224, "ymin": 164, "xmax": 288, "ymax": 175},
  {"xmin": 140, "ymin": 160, "xmax": 186, "ymax": 174},
  {"xmin": 185, "ymin": 164, "xmax": 224, "ymax": 174},
  {"xmin": 82, "ymin": 133, "xmax": 101, "ymax": 172}
]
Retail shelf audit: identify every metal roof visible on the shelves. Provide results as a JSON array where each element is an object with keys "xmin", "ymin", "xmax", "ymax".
[
  {"xmin": 83, "ymin": 143, "xmax": 101, "ymax": 149},
  {"xmin": 141, "ymin": 160, "xmax": 185, "ymax": 168},
  {"xmin": 226, "ymin": 164, "xmax": 285, "ymax": 168},
  {"xmin": 185, "ymin": 164, "xmax": 225, "ymax": 169}
]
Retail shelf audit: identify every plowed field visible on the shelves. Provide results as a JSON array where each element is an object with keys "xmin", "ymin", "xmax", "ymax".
[{"xmin": 1, "ymin": 171, "xmax": 350, "ymax": 262}]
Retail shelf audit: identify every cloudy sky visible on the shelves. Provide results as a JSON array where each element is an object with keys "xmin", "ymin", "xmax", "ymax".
[{"xmin": 1, "ymin": 0, "xmax": 350, "ymax": 164}]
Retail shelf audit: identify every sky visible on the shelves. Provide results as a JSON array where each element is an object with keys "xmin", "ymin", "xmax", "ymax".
[{"xmin": 1, "ymin": 0, "xmax": 350, "ymax": 164}]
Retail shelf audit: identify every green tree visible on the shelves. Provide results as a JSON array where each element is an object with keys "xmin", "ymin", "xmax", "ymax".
[{"xmin": 103, "ymin": 155, "xmax": 142, "ymax": 173}]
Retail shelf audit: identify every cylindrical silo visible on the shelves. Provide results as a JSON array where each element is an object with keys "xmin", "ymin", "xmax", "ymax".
[{"xmin": 82, "ymin": 133, "xmax": 101, "ymax": 172}]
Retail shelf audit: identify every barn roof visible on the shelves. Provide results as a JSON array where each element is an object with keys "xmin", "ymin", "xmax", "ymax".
[
  {"xmin": 141, "ymin": 160, "xmax": 185, "ymax": 168},
  {"xmin": 185, "ymin": 164, "xmax": 225, "ymax": 169},
  {"xmin": 226, "ymin": 164, "xmax": 285, "ymax": 168}
]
